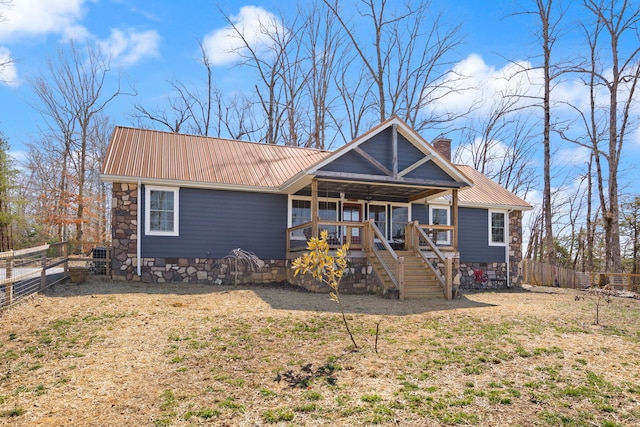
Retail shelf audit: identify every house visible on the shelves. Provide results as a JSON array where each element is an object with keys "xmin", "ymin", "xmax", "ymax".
[{"xmin": 101, "ymin": 116, "xmax": 532, "ymax": 299}]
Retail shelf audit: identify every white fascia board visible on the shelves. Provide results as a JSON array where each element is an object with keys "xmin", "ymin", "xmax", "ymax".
[{"xmin": 100, "ymin": 174, "xmax": 283, "ymax": 194}]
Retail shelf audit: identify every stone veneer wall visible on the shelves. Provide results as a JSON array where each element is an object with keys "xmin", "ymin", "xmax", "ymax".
[
  {"xmin": 111, "ymin": 183, "xmax": 138, "ymax": 281},
  {"xmin": 134, "ymin": 256, "xmax": 383, "ymax": 295},
  {"xmin": 458, "ymin": 210, "xmax": 524, "ymax": 290},
  {"xmin": 110, "ymin": 182, "xmax": 383, "ymax": 293}
]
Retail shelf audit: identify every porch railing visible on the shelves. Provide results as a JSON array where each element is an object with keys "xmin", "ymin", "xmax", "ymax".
[
  {"xmin": 364, "ymin": 220, "xmax": 404, "ymax": 298},
  {"xmin": 406, "ymin": 221, "xmax": 454, "ymax": 299},
  {"xmin": 415, "ymin": 224, "xmax": 455, "ymax": 251},
  {"xmin": 286, "ymin": 220, "xmax": 365, "ymax": 253}
]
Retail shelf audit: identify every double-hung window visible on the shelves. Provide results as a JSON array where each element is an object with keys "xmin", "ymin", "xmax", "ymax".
[
  {"xmin": 489, "ymin": 210, "xmax": 506, "ymax": 246},
  {"xmin": 145, "ymin": 186, "xmax": 179, "ymax": 236}
]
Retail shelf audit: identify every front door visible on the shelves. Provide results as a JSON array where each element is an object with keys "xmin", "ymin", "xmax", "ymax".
[{"xmin": 342, "ymin": 203, "xmax": 362, "ymax": 245}]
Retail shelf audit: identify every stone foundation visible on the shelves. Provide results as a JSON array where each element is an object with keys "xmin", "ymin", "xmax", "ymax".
[
  {"xmin": 289, "ymin": 257, "xmax": 384, "ymax": 295},
  {"xmin": 136, "ymin": 257, "xmax": 289, "ymax": 285},
  {"xmin": 458, "ymin": 262, "xmax": 509, "ymax": 291}
]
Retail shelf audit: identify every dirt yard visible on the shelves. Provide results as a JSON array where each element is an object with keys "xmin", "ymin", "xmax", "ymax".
[{"xmin": 1, "ymin": 280, "xmax": 639, "ymax": 426}]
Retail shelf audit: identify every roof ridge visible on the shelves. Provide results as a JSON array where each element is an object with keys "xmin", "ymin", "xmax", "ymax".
[{"xmin": 113, "ymin": 125, "xmax": 332, "ymax": 153}]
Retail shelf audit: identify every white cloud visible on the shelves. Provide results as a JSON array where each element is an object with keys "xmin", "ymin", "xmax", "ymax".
[
  {"xmin": 97, "ymin": 28, "xmax": 160, "ymax": 67},
  {"xmin": 555, "ymin": 146, "xmax": 592, "ymax": 166},
  {"xmin": 62, "ymin": 24, "xmax": 92, "ymax": 42},
  {"xmin": 202, "ymin": 6, "xmax": 282, "ymax": 66},
  {"xmin": 428, "ymin": 54, "xmax": 545, "ymax": 117},
  {"xmin": 0, "ymin": 47, "xmax": 18, "ymax": 87},
  {"xmin": 0, "ymin": 0, "xmax": 86, "ymax": 42}
]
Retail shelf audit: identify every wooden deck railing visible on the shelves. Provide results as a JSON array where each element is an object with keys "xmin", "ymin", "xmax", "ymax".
[
  {"xmin": 286, "ymin": 220, "xmax": 366, "ymax": 253},
  {"xmin": 416, "ymin": 223, "xmax": 455, "ymax": 251},
  {"xmin": 364, "ymin": 220, "xmax": 404, "ymax": 298}
]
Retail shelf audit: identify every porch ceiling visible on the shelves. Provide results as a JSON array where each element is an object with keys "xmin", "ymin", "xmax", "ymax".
[{"xmin": 294, "ymin": 179, "xmax": 451, "ymax": 203}]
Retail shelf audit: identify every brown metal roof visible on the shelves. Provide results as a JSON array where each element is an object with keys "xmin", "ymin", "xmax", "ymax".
[
  {"xmin": 101, "ymin": 126, "xmax": 531, "ymax": 210},
  {"xmin": 453, "ymin": 165, "xmax": 532, "ymax": 210},
  {"xmin": 101, "ymin": 127, "xmax": 331, "ymax": 189}
]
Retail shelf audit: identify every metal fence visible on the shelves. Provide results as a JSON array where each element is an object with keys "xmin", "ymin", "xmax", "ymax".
[
  {"xmin": 0, "ymin": 243, "xmax": 69, "ymax": 309},
  {"xmin": 0, "ymin": 242, "xmax": 111, "ymax": 310}
]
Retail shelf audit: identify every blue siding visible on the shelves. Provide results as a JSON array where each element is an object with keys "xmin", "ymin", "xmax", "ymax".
[
  {"xmin": 411, "ymin": 203, "xmax": 429, "ymax": 223},
  {"xmin": 320, "ymin": 149, "xmax": 382, "ymax": 175},
  {"xmin": 404, "ymin": 161, "xmax": 456, "ymax": 182},
  {"xmin": 457, "ymin": 207, "xmax": 506, "ymax": 262},
  {"xmin": 359, "ymin": 128, "xmax": 394, "ymax": 169},
  {"xmin": 320, "ymin": 128, "xmax": 457, "ymax": 184},
  {"xmin": 141, "ymin": 187, "xmax": 288, "ymax": 259}
]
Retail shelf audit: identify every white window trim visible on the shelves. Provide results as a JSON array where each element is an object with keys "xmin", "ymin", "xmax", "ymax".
[
  {"xmin": 429, "ymin": 204, "xmax": 451, "ymax": 245},
  {"xmin": 488, "ymin": 209, "xmax": 507, "ymax": 247},
  {"xmin": 367, "ymin": 202, "xmax": 388, "ymax": 240},
  {"xmin": 289, "ymin": 196, "xmax": 340, "ymax": 240},
  {"xmin": 390, "ymin": 203, "xmax": 411, "ymax": 240},
  {"xmin": 145, "ymin": 185, "xmax": 179, "ymax": 236}
]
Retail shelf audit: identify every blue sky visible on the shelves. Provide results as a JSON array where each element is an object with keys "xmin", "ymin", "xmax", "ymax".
[
  {"xmin": 0, "ymin": 0, "xmax": 541, "ymax": 152},
  {"xmin": 0, "ymin": 0, "xmax": 639, "ymax": 207}
]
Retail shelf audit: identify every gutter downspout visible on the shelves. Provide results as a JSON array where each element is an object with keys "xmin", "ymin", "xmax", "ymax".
[{"xmin": 137, "ymin": 181, "xmax": 142, "ymax": 277}]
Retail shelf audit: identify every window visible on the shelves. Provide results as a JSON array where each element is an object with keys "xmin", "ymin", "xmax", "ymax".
[
  {"xmin": 291, "ymin": 199, "xmax": 311, "ymax": 239},
  {"xmin": 430, "ymin": 205, "xmax": 450, "ymax": 245},
  {"xmin": 290, "ymin": 198, "xmax": 338, "ymax": 239},
  {"xmin": 391, "ymin": 205, "xmax": 409, "ymax": 240},
  {"xmin": 368, "ymin": 204, "xmax": 387, "ymax": 239},
  {"xmin": 145, "ymin": 186, "xmax": 179, "ymax": 236},
  {"xmin": 320, "ymin": 201, "xmax": 338, "ymax": 238},
  {"xmin": 489, "ymin": 210, "xmax": 506, "ymax": 246}
]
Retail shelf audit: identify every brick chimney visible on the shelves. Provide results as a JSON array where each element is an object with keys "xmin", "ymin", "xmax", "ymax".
[{"xmin": 432, "ymin": 137, "xmax": 451, "ymax": 161}]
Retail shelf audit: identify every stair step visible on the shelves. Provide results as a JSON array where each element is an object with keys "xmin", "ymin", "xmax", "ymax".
[{"xmin": 369, "ymin": 250, "xmax": 445, "ymax": 299}]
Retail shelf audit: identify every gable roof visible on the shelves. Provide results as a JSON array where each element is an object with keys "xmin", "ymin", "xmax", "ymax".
[
  {"xmin": 101, "ymin": 126, "xmax": 331, "ymax": 191},
  {"xmin": 305, "ymin": 116, "xmax": 471, "ymax": 184},
  {"xmin": 101, "ymin": 121, "xmax": 531, "ymax": 211}
]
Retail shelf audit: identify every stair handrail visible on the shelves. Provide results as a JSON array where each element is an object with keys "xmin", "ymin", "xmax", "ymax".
[
  {"xmin": 409, "ymin": 221, "xmax": 453, "ymax": 298},
  {"xmin": 365, "ymin": 220, "xmax": 404, "ymax": 297}
]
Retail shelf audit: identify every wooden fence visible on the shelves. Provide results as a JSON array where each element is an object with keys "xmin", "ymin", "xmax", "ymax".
[
  {"xmin": 0, "ymin": 242, "xmax": 111, "ymax": 309},
  {"xmin": 522, "ymin": 259, "xmax": 580, "ymax": 288},
  {"xmin": 522, "ymin": 259, "xmax": 640, "ymax": 291}
]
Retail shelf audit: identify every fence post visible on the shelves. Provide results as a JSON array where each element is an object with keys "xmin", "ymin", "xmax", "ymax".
[
  {"xmin": 398, "ymin": 256, "xmax": 405, "ymax": 300},
  {"xmin": 40, "ymin": 250, "xmax": 47, "ymax": 290},
  {"xmin": 6, "ymin": 255, "xmax": 13, "ymax": 305},
  {"xmin": 106, "ymin": 246, "xmax": 111, "ymax": 277},
  {"xmin": 445, "ymin": 257, "xmax": 453, "ymax": 300}
]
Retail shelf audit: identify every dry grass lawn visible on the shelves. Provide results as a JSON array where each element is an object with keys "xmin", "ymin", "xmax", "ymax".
[{"xmin": 1, "ymin": 280, "xmax": 639, "ymax": 426}]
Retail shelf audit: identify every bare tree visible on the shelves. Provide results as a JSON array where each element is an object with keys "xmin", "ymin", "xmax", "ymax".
[
  {"xmin": 0, "ymin": 1, "xmax": 13, "ymax": 84},
  {"xmin": 221, "ymin": 8, "xmax": 300, "ymax": 144},
  {"xmin": 559, "ymin": 1, "xmax": 640, "ymax": 273},
  {"xmin": 300, "ymin": 1, "xmax": 344, "ymax": 148},
  {"xmin": 581, "ymin": 0, "xmax": 640, "ymax": 273},
  {"xmin": 131, "ymin": 42, "xmax": 224, "ymax": 137},
  {"xmin": 454, "ymin": 86, "xmax": 538, "ymax": 198},
  {"xmin": 323, "ymin": 0, "xmax": 464, "ymax": 133},
  {"xmin": 30, "ymin": 41, "xmax": 130, "ymax": 244}
]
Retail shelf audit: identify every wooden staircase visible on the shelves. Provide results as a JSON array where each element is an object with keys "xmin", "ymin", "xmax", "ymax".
[{"xmin": 369, "ymin": 250, "xmax": 444, "ymax": 299}]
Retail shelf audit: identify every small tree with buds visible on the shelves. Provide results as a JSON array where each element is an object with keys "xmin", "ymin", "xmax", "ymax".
[{"xmin": 292, "ymin": 230, "xmax": 357, "ymax": 349}]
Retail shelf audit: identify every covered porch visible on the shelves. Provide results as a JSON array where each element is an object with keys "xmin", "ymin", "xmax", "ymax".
[{"xmin": 285, "ymin": 177, "xmax": 462, "ymax": 299}]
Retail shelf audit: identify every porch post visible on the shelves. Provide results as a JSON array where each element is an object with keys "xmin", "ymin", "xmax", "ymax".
[
  {"xmin": 311, "ymin": 178, "xmax": 319, "ymax": 237},
  {"xmin": 452, "ymin": 189, "xmax": 459, "ymax": 252}
]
